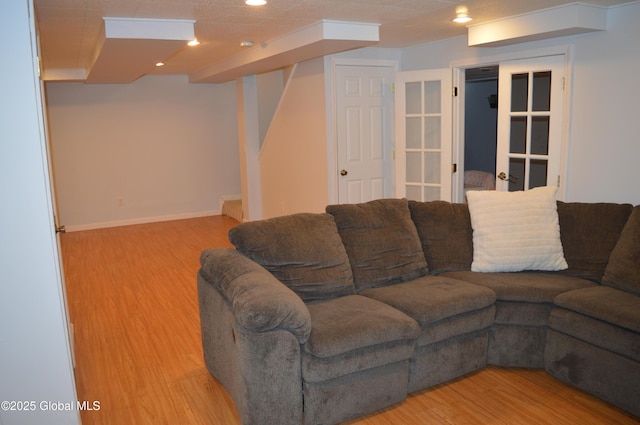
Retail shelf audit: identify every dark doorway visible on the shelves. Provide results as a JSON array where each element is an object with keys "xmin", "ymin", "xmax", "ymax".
[{"xmin": 463, "ymin": 66, "xmax": 498, "ymax": 191}]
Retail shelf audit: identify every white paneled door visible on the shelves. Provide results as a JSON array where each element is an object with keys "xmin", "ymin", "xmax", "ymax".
[
  {"xmin": 395, "ymin": 69, "xmax": 453, "ymax": 202},
  {"xmin": 496, "ymin": 55, "xmax": 566, "ymax": 192},
  {"xmin": 336, "ymin": 65, "xmax": 395, "ymax": 204}
]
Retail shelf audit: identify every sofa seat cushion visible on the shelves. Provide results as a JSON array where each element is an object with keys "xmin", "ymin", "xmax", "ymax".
[
  {"xmin": 602, "ymin": 206, "xmax": 640, "ymax": 296},
  {"xmin": 228, "ymin": 213, "xmax": 354, "ymax": 302},
  {"xmin": 408, "ymin": 200, "xmax": 473, "ymax": 274},
  {"xmin": 302, "ymin": 295, "xmax": 419, "ymax": 382},
  {"xmin": 326, "ymin": 199, "xmax": 428, "ymax": 290},
  {"xmin": 553, "ymin": 286, "xmax": 640, "ymax": 335},
  {"xmin": 442, "ymin": 271, "xmax": 597, "ymax": 303},
  {"xmin": 304, "ymin": 295, "xmax": 420, "ymax": 357},
  {"xmin": 550, "ymin": 287, "xmax": 640, "ymax": 362},
  {"xmin": 557, "ymin": 201, "xmax": 633, "ymax": 282},
  {"xmin": 360, "ymin": 276, "xmax": 496, "ymax": 346}
]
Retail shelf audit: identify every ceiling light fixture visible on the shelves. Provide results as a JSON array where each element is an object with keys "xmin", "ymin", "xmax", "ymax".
[
  {"xmin": 188, "ymin": 39, "xmax": 200, "ymax": 46},
  {"xmin": 240, "ymin": 40, "xmax": 254, "ymax": 47},
  {"xmin": 245, "ymin": 0, "xmax": 267, "ymax": 6},
  {"xmin": 155, "ymin": 62, "xmax": 164, "ymax": 67},
  {"xmin": 453, "ymin": 6, "xmax": 472, "ymax": 24}
]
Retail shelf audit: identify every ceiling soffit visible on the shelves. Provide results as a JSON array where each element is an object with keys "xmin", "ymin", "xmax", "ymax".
[{"xmin": 190, "ymin": 20, "xmax": 380, "ymax": 83}]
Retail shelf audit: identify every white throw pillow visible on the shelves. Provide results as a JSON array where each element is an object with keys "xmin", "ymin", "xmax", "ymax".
[{"xmin": 466, "ymin": 186, "xmax": 568, "ymax": 273}]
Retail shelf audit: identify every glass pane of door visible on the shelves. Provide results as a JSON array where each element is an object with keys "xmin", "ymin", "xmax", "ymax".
[
  {"xmin": 531, "ymin": 117, "xmax": 550, "ymax": 155},
  {"xmin": 532, "ymin": 71, "xmax": 551, "ymax": 111},
  {"xmin": 510, "ymin": 117, "xmax": 527, "ymax": 154},
  {"xmin": 424, "ymin": 81, "xmax": 441, "ymax": 113},
  {"xmin": 509, "ymin": 158, "xmax": 525, "ymax": 192},
  {"xmin": 405, "ymin": 82, "xmax": 421, "ymax": 114},
  {"xmin": 511, "ymin": 73, "xmax": 528, "ymax": 112}
]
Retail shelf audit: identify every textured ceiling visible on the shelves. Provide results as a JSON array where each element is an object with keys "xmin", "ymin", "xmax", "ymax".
[{"xmin": 34, "ymin": 0, "xmax": 632, "ymax": 80}]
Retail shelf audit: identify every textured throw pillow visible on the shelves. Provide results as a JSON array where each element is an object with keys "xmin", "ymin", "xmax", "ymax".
[
  {"xmin": 228, "ymin": 213, "xmax": 355, "ymax": 302},
  {"xmin": 466, "ymin": 186, "xmax": 568, "ymax": 273},
  {"xmin": 326, "ymin": 198, "xmax": 428, "ymax": 290},
  {"xmin": 408, "ymin": 200, "xmax": 473, "ymax": 273},
  {"xmin": 602, "ymin": 206, "xmax": 640, "ymax": 296}
]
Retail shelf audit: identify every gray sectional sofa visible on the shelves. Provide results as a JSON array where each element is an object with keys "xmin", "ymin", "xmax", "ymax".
[{"xmin": 197, "ymin": 192, "xmax": 640, "ymax": 425}]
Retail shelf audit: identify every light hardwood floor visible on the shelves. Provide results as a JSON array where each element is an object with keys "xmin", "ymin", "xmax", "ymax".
[{"xmin": 60, "ymin": 216, "xmax": 639, "ymax": 425}]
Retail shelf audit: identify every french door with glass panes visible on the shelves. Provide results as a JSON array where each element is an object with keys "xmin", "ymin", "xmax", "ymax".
[
  {"xmin": 395, "ymin": 69, "xmax": 452, "ymax": 201},
  {"xmin": 496, "ymin": 55, "xmax": 566, "ymax": 192}
]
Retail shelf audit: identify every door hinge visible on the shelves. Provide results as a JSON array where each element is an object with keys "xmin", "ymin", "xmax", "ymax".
[
  {"xmin": 391, "ymin": 82, "xmax": 395, "ymax": 93},
  {"xmin": 562, "ymin": 77, "xmax": 565, "ymax": 91},
  {"xmin": 53, "ymin": 214, "xmax": 66, "ymax": 233},
  {"xmin": 557, "ymin": 175, "xmax": 561, "ymax": 186},
  {"xmin": 452, "ymin": 163, "xmax": 457, "ymax": 173},
  {"xmin": 453, "ymin": 86, "xmax": 458, "ymax": 97}
]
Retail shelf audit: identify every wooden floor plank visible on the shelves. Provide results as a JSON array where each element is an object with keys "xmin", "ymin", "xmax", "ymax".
[{"xmin": 60, "ymin": 216, "xmax": 639, "ymax": 424}]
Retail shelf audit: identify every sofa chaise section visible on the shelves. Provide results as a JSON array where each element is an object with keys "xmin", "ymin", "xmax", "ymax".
[
  {"xmin": 545, "ymin": 286, "xmax": 640, "ymax": 417},
  {"xmin": 545, "ymin": 205, "xmax": 640, "ymax": 417}
]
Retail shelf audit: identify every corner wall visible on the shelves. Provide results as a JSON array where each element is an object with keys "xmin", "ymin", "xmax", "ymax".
[
  {"xmin": 0, "ymin": 1, "xmax": 79, "ymax": 424},
  {"xmin": 46, "ymin": 75, "xmax": 241, "ymax": 230},
  {"xmin": 259, "ymin": 58, "xmax": 330, "ymax": 218}
]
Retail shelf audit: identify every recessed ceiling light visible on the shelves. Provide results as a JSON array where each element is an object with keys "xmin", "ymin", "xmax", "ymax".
[
  {"xmin": 453, "ymin": 15, "xmax": 472, "ymax": 23},
  {"xmin": 453, "ymin": 6, "xmax": 472, "ymax": 23},
  {"xmin": 155, "ymin": 62, "xmax": 164, "ymax": 67},
  {"xmin": 240, "ymin": 40, "xmax": 254, "ymax": 47},
  {"xmin": 245, "ymin": 0, "xmax": 266, "ymax": 5},
  {"xmin": 188, "ymin": 39, "xmax": 200, "ymax": 46}
]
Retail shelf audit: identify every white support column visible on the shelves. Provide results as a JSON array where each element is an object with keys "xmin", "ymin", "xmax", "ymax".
[{"xmin": 236, "ymin": 75, "xmax": 262, "ymax": 221}]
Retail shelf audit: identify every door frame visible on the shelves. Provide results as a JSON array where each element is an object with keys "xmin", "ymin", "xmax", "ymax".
[
  {"xmin": 327, "ymin": 57, "xmax": 399, "ymax": 205},
  {"xmin": 451, "ymin": 44, "xmax": 573, "ymax": 202}
]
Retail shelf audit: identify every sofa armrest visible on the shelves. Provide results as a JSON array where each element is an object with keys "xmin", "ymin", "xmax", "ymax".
[{"xmin": 199, "ymin": 248, "xmax": 312, "ymax": 344}]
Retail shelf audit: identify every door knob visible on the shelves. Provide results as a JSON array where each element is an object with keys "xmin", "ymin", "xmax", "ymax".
[
  {"xmin": 340, "ymin": 169, "xmax": 348, "ymax": 176},
  {"xmin": 498, "ymin": 172, "xmax": 517, "ymax": 183},
  {"xmin": 56, "ymin": 225, "xmax": 66, "ymax": 234}
]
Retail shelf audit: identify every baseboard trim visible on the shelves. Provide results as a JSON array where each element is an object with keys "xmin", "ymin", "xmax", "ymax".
[{"xmin": 64, "ymin": 210, "xmax": 220, "ymax": 232}]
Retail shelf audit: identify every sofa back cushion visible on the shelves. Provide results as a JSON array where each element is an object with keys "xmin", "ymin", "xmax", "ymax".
[
  {"xmin": 557, "ymin": 201, "xmax": 633, "ymax": 281},
  {"xmin": 326, "ymin": 198, "xmax": 428, "ymax": 290},
  {"xmin": 602, "ymin": 206, "xmax": 640, "ymax": 295},
  {"xmin": 408, "ymin": 200, "xmax": 473, "ymax": 273},
  {"xmin": 228, "ymin": 213, "xmax": 355, "ymax": 302}
]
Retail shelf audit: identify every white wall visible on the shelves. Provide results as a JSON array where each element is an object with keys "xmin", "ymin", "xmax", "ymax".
[
  {"xmin": 260, "ymin": 58, "xmax": 329, "ymax": 218},
  {"xmin": 46, "ymin": 75, "xmax": 241, "ymax": 230},
  {"xmin": 564, "ymin": 3, "xmax": 640, "ymax": 203},
  {"xmin": 0, "ymin": 1, "xmax": 79, "ymax": 424},
  {"xmin": 401, "ymin": 2, "xmax": 640, "ymax": 205}
]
